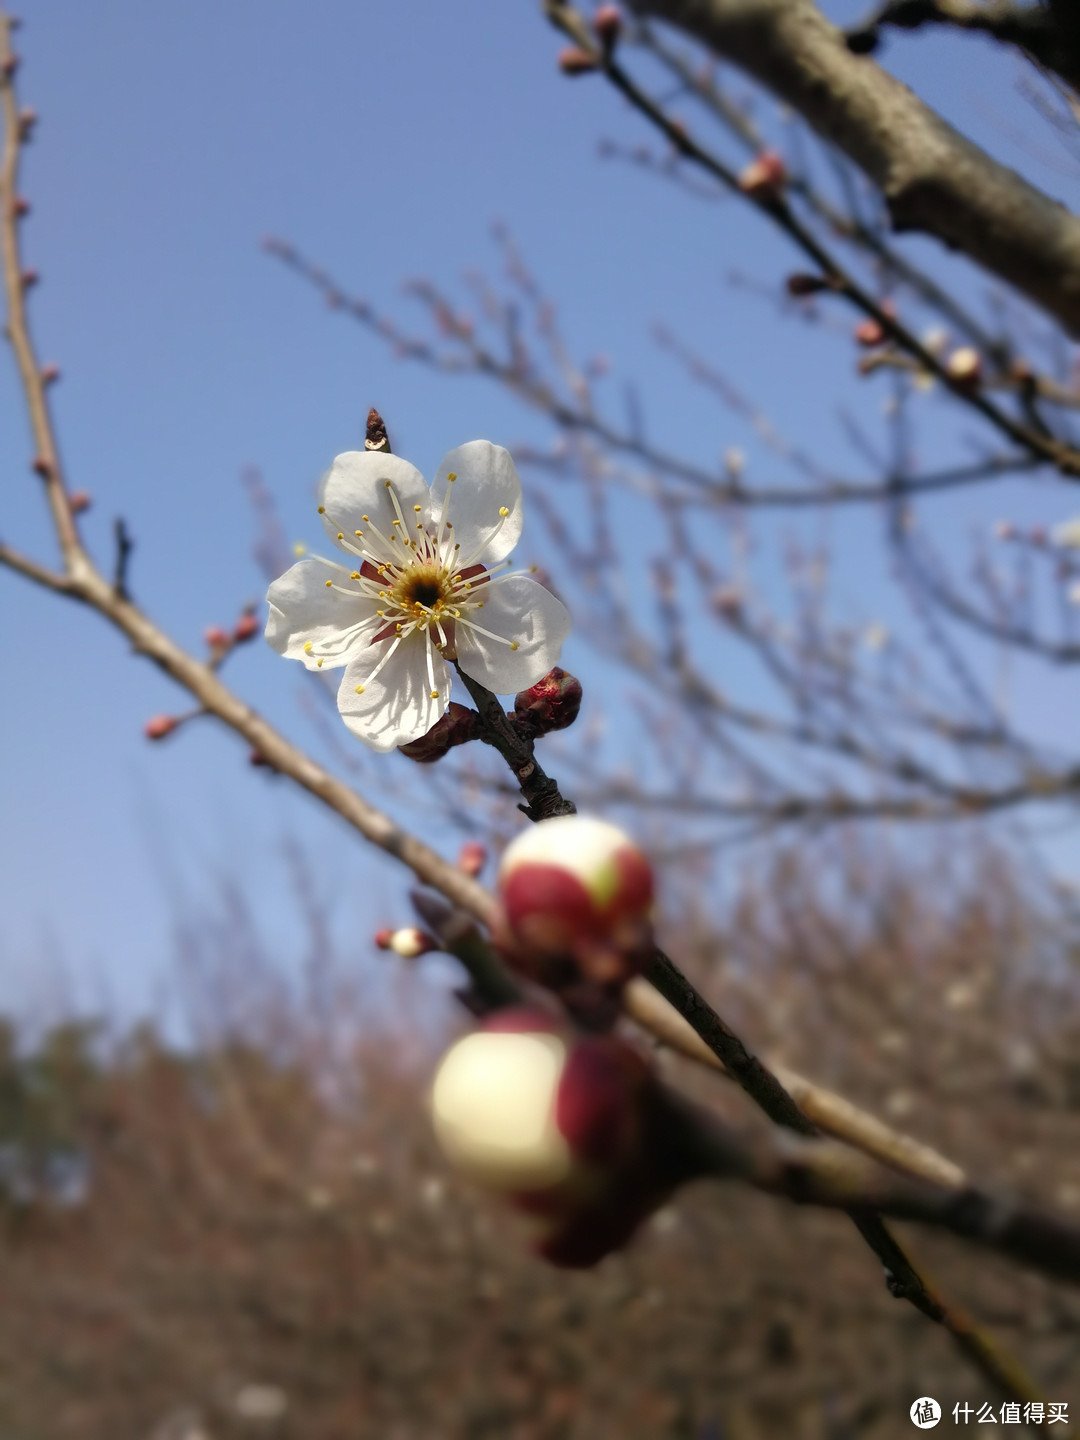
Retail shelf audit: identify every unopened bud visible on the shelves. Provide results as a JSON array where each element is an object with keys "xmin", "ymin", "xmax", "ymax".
[
  {"xmin": 431, "ymin": 1009, "xmax": 687, "ymax": 1267},
  {"xmin": 495, "ymin": 815, "xmax": 654, "ymax": 992},
  {"xmin": 993, "ymin": 520, "xmax": 1015, "ymax": 541},
  {"xmin": 40, "ymin": 362, "xmax": 60, "ymax": 385},
  {"xmin": 1, "ymin": 53, "xmax": 19, "ymax": 78},
  {"xmin": 786, "ymin": 272, "xmax": 828, "ymax": 297},
  {"xmin": 855, "ymin": 319, "xmax": 885, "ymax": 348},
  {"xmin": 558, "ymin": 45, "xmax": 600, "ymax": 76},
  {"xmin": 737, "ymin": 150, "xmax": 786, "ymax": 197},
  {"xmin": 593, "ymin": 5, "xmax": 622, "ymax": 47},
  {"xmin": 375, "ymin": 926, "xmax": 438, "ymax": 959},
  {"xmin": 20, "ymin": 267, "xmax": 37, "ymax": 289},
  {"xmin": 457, "ymin": 840, "xmax": 488, "ymax": 877},
  {"xmin": 12, "ymin": 195, "xmax": 29, "ymax": 217},
  {"xmin": 17, "ymin": 107, "xmax": 35, "ymax": 141},
  {"xmin": 31, "ymin": 454, "xmax": 52, "ymax": 477},
  {"xmin": 512, "ymin": 666, "xmax": 582, "ymax": 738},
  {"xmin": 68, "ymin": 490, "xmax": 91, "ymax": 514},
  {"xmin": 365, "ymin": 407, "xmax": 389, "ymax": 453},
  {"xmin": 398, "ymin": 701, "xmax": 481, "ymax": 763},
  {"xmin": 945, "ymin": 346, "xmax": 981, "ymax": 388},
  {"xmin": 144, "ymin": 715, "xmax": 178, "ymax": 741},
  {"xmin": 233, "ymin": 613, "xmax": 259, "ymax": 643},
  {"xmin": 203, "ymin": 625, "xmax": 229, "ymax": 649}
]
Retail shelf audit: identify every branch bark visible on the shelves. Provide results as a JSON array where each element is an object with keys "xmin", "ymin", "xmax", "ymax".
[{"xmin": 626, "ymin": 0, "xmax": 1080, "ymax": 335}]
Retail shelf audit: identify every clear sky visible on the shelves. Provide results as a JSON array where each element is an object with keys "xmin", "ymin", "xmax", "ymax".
[{"xmin": 3, "ymin": 2, "xmax": 1079, "ymax": 1026}]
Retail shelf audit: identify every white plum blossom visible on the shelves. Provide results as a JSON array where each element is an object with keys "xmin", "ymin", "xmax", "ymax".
[{"xmin": 266, "ymin": 441, "xmax": 570, "ymax": 751}]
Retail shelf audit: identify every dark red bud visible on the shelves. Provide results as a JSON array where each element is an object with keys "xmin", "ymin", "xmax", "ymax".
[
  {"xmin": 12, "ymin": 195, "xmax": 29, "ymax": 217},
  {"xmin": 31, "ymin": 454, "xmax": 51, "ymax": 477},
  {"xmin": 17, "ymin": 107, "xmax": 35, "ymax": 140},
  {"xmin": 144, "ymin": 715, "xmax": 178, "ymax": 741},
  {"xmin": 558, "ymin": 46, "xmax": 600, "ymax": 75},
  {"xmin": 512, "ymin": 667, "xmax": 582, "ymax": 738},
  {"xmin": 786, "ymin": 273, "xmax": 827, "ymax": 297},
  {"xmin": 20, "ymin": 267, "xmax": 37, "ymax": 288},
  {"xmin": 398, "ymin": 702, "xmax": 481, "ymax": 763},
  {"xmin": 233, "ymin": 613, "xmax": 259, "ymax": 642},
  {"xmin": 203, "ymin": 625, "xmax": 229, "ymax": 649},
  {"xmin": 40, "ymin": 362, "xmax": 59, "ymax": 384},
  {"xmin": 68, "ymin": 490, "xmax": 91, "ymax": 514},
  {"xmin": 1, "ymin": 54, "xmax": 19, "ymax": 78}
]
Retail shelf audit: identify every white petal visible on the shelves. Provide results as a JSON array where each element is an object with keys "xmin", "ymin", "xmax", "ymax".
[
  {"xmin": 455, "ymin": 574, "xmax": 570, "ymax": 694},
  {"xmin": 430, "ymin": 441, "xmax": 523, "ymax": 564},
  {"xmin": 337, "ymin": 632, "xmax": 452, "ymax": 752},
  {"xmin": 317, "ymin": 450, "xmax": 428, "ymax": 557},
  {"xmin": 265, "ymin": 559, "xmax": 379, "ymax": 670}
]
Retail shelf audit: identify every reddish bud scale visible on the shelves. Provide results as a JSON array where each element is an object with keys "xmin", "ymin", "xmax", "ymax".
[
  {"xmin": 456, "ymin": 840, "xmax": 487, "ymax": 877},
  {"xmin": 12, "ymin": 196, "xmax": 29, "ymax": 217},
  {"xmin": 593, "ymin": 5, "xmax": 622, "ymax": 48},
  {"xmin": 786, "ymin": 273, "xmax": 827, "ymax": 297},
  {"xmin": 855, "ymin": 319, "xmax": 885, "ymax": 348},
  {"xmin": 203, "ymin": 625, "xmax": 230, "ymax": 649},
  {"xmin": 233, "ymin": 613, "xmax": 259, "ymax": 643},
  {"xmin": 68, "ymin": 490, "xmax": 91, "ymax": 514}
]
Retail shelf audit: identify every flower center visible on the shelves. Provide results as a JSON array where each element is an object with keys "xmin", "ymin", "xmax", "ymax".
[{"xmin": 399, "ymin": 567, "xmax": 448, "ymax": 614}]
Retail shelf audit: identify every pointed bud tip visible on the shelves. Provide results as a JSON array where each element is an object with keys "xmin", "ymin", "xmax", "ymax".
[
  {"xmin": 558, "ymin": 46, "xmax": 600, "ymax": 75},
  {"xmin": 144, "ymin": 715, "xmax": 178, "ymax": 741}
]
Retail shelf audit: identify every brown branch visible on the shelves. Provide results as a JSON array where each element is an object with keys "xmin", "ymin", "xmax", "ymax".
[
  {"xmin": 846, "ymin": 0, "xmax": 1080, "ymax": 97},
  {"xmin": 619, "ymin": 0, "xmax": 1080, "ymax": 339}
]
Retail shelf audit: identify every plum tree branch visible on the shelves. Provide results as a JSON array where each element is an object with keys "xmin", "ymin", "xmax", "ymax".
[{"xmin": 615, "ymin": 0, "xmax": 1080, "ymax": 339}]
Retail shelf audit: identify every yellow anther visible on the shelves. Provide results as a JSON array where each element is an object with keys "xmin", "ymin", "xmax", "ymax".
[
  {"xmin": 385, "ymin": 480, "xmax": 392, "ymax": 488},
  {"xmin": 377, "ymin": 609, "xmax": 385, "ymax": 617},
  {"xmin": 392, "ymin": 519, "xmax": 401, "ymax": 527},
  {"xmin": 416, "ymin": 523, "xmax": 423, "ymax": 530},
  {"xmin": 355, "ymin": 529, "xmax": 363, "ymax": 537},
  {"xmin": 414, "ymin": 504, "xmax": 422, "ymax": 512},
  {"xmin": 454, "ymin": 543, "xmax": 460, "ymax": 551},
  {"xmin": 499, "ymin": 506, "xmax": 509, "ymax": 517},
  {"xmin": 293, "ymin": 543, "xmax": 306, "ymax": 556},
  {"xmin": 317, "ymin": 658, "xmax": 324, "ymax": 668},
  {"xmin": 447, "ymin": 472, "xmax": 457, "ymax": 482},
  {"xmin": 477, "ymin": 601, "xmax": 485, "ymax": 609},
  {"xmin": 354, "ymin": 684, "xmax": 365, "ymax": 694},
  {"xmin": 362, "ymin": 514, "xmax": 370, "ymax": 522},
  {"xmin": 337, "ymin": 531, "xmax": 344, "ymax": 540},
  {"xmin": 325, "ymin": 579, "xmax": 332, "ymax": 588},
  {"xmin": 317, "ymin": 505, "xmax": 325, "ymax": 514},
  {"xmin": 350, "ymin": 571, "xmax": 361, "ymax": 580},
  {"xmin": 510, "ymin": 641, "xmax": 519, "ymax": 651},
  {"xmin": 303, "ymin": 642, "xmax": 313, "ymax": 654},
  {"xmin": 429, "ymin": 689, "xmax": 438, "ymax": 699}
]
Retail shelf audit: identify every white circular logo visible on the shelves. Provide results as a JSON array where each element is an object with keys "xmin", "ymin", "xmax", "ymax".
[{"xmin": 910, "ymin": 1398, "xmax": 941, "ymax": 1429}]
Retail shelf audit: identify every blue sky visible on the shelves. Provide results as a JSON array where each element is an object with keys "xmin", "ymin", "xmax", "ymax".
[{"xmin": 3, "ymin": 2, "xmax": 1080, "ymax": 1025}]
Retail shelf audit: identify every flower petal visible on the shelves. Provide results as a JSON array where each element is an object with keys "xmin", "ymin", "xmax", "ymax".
[
  {"xmin": 338, "ymin": 632, "xmax": 452, "ymax": 752},
  {"xmin": 266, "ymin": 559, "xmax": 380, "ymax": 670},
  {"xmin": 455, "ymin": 574, "xmax": 570, "ymax": 694},
  {"xmin": 318, "ymin": 450, "xmax": 428, "ymax": 558},
  {"xmin": 430, "ymin": 441, "xmax": 523, "ymax": 564}
]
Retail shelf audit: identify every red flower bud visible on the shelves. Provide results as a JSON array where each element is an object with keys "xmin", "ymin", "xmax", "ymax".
[
  {"xmin": 12, "ymin": 195, "xmax": 29, "ymax": 218},
  {"xmin": 20, "ymin": 267, "xmax": 38, "ymax": 289},
  {"xmin": 495, "ymin": 816, "xmax": 654, "ymax": 994},
  {"xmin": 855, "ymin": 319, "xmax": 885, "ymax": 348},
  {"xmin": 233, "ymin": 613, "xmax": 259, "ymax": 643},
  {"xmin": 144, "ymin": 715, "xmax": 178, "ymax": 741},
  {"xmin": 945, "ymin": 346, "xmax": 981, "ymax": 388},
  {"xmin": 31, "ymin": 454, "xmax": 51, "ymax": 478},
  {"xmin": 40, "ymin": 362, "xmax": 60, "ymax": 385},
  {"xmin": 558, "ymin": 45, "xmax": 599, "ymax": 75},
  {"xmin": 456, "ymin": 840, "xmax": 487, "ymax": 877},
  {"xmin": 398, "ymin": 701, "xmax": 481, "ymax": 763},
  {"xmin": 68, "ymin": 490, "xmax": 91, "ymax": 514},
  {"xmin": 375, "ymin": 926, "xmax": 438, "ymax": 959},
  {"xmin": 593, "ymin": 5, "xmax": 622, "ymax": 48},
  {"xmin": 17, "ymin": 107, "xmax": 36, "ymax": 141},
  {"xmin": 737, "ymin": 150, "xmax": 786, "ymax": 197},
  {"xmin": 431, "ymin": 1009, "xmax": 688, "ymax": 1267},
  {"xmin": 203, "ymin": 625, "xmax": 230, "ymax": 649},
  {"xmin": 512, "ymin": 666, "xmax": 582, "ymax": 738}
]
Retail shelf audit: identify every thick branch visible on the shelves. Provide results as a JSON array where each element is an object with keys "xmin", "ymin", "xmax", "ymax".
[{"xmin": 627, "ymin": 0, "xmax": 1080, "ymax": 336}]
